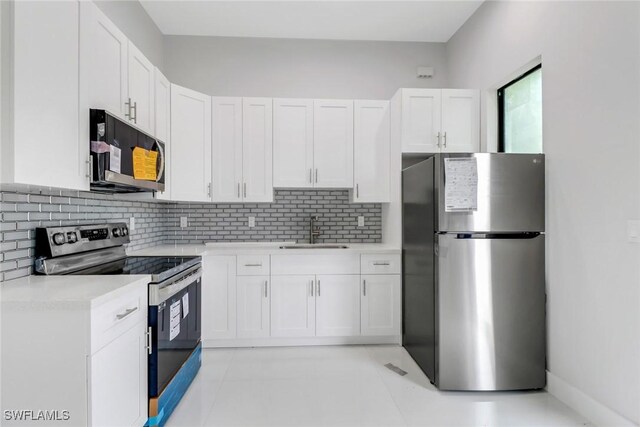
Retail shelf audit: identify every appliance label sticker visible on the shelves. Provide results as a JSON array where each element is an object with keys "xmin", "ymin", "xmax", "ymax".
[
  {"xmin": 109, "ymin": 144, "xmax": 121, "ymax": 174},
  {"xmin": 169, "ymin": 300, "xmax": 181, "ymax": 341},
  {"xmin": 444, "ymin": 158, "xmax": 478, "ymax": 212},
  {"xmin": 182, "ymin": 293, "xmax": 189, "ymax": 318}
]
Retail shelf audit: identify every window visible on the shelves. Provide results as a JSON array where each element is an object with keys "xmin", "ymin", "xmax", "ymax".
[{"xmin": 498, "ymin": 64, "xmax": 542, "ymax": 153}]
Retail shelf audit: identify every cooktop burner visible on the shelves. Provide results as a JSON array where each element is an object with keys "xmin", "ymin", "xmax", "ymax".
[{"xmin": 68, "ymin": 256, "xmax": 201, "ymax": 283}]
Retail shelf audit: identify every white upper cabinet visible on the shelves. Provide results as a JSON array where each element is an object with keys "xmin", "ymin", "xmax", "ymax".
[
  {"xmin": 212, "ymin": 97, "xmax": 243, "ymax": 202},
  {"xmin": 398, "ymin": 88, "xmax": 480, "ymax": 153},
  {"xmin": 127, "ymin": 42, "xmax": 155, "ymax": 135},
  {"xmin": 400, "ymin": 89, "xmax": 441, "ymax": 153},
  {"xmin": 211, "ymin": 97, "xmax": 273, "ymax": 203},
  {"xmin": 5, "ymin": 1, "xmax": 88, "ymax": 191},
  {"xmin": 273, "ymin": 98, "xmax": 314, "ymax": 188},
  {"xmin": 440, "ymin": 89, "xmax": 480, "ymax": 153},
  {"xmin": 170, "ymin": 84, "xmax": 212, "ymax": 202},
  {"xmin": 313, "ymin": 100, "xmax": 354, "ymax": 188},
  {"xmin": 80, "ymin": 1, "xmax": 128, "ymax": 121},
  {"xmin": 154, "ymin": 69, "xmax": 171, "ymax": 200},
  {"xmin": 242, "ymin": 98, "xmax": 274, "ymax": 202},
  {"xmin": 353, "ymin": 100, "xmax": 390, "ymax": 203}
]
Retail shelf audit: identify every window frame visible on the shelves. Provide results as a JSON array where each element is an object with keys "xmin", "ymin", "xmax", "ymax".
[{"xmin": 497, "ymin": 63, "xmax": 542, "ymax": 152}]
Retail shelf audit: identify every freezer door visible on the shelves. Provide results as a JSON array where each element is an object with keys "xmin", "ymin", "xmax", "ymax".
[
  {"xmin": 437, "ymin": 233, "xmax": 546, "ymax": 391},
  {"xmin": 436, "ymin": 153, "xmax": 544, "ymax": 232}
]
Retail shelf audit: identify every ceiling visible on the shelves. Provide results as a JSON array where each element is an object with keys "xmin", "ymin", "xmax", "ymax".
[{"xmin": 140, "ymin": 1, "xmax": 484, "ymax": 43}]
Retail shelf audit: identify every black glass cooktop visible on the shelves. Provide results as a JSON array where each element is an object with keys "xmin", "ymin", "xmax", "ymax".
[{"xmin": 70, "ymin": 256, "xmax": 200, "ymax": 281}]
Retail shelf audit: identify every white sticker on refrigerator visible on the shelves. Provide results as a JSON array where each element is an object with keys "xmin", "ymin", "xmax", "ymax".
[
  {"xmin": 109, "ymin": 144, "xmax": 121, "ymax": 174},
  {"xmin": 169, "ymin": 300, "xmax": 181, "ymax": 341},
  {"xmin": 444, "ymin": 158, "xmax": 478, "ymax": 212},
  {"xmin": 182, "ymin": 293, "xmax": 189, "ymax": 318}
]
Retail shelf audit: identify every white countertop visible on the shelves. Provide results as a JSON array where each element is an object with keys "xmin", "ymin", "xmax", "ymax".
[
  {"xmin": 0, "ymin": 274, "xmax": 150, "ymax": 308},
  {"xmin": 129, "ymin": 242, "xmax": 400, "ymax": 257}
]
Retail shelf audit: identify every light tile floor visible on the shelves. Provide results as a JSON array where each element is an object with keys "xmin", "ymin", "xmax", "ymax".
[{"xmin": 166, "ymin": 345, "xmax": 590, "ymax": 427}]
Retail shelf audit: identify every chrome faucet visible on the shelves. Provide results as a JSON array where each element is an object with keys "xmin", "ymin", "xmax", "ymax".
[{"xmin": 309, "ymin": 215, "xmax": 321, "ymax": 244}]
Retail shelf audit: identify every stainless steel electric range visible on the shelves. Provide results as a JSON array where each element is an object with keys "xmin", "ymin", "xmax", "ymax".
[{"xmin": 34, "ymin": 223, "xmax": 202, "ymax": 404}]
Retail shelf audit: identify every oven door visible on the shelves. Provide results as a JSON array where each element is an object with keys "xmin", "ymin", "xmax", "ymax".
[{"xmin": 148, "ymin": 266, "xmax": 201, "ymax": 397}]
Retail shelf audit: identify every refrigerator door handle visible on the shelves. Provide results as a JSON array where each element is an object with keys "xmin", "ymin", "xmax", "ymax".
[{"xmin": 454, "ymin": 232, "xmax": 541, "ymax": 239}]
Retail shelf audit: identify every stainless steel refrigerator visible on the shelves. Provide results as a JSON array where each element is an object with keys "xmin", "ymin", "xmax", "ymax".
[{"xmin": 402, "ymin": 153, "xmax": 546, "ymax": 391}]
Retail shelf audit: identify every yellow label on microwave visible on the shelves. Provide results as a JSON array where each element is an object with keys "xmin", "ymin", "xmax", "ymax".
[{"xmin": 132, "ymin": 147, "xmax": 158, "ymax": 181}]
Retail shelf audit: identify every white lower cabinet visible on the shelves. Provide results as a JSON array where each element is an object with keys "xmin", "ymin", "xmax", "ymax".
[
  {"xmin": 361, "ymin": 275, "xmax": 401, "ymax": 336},
  {"xmin": 315, "ymin": 275, "xmax": 361, "ymax": 337},
  {"xmin": 89, "ymin": 320, "xmax": 148, "ymax": 427},
  {"xmin": 237, "ymin": 276, "xmax": 271, "ymax": 338},
  {"xmin": 202, "ymin": 256, "xmax": 237, "ymax": 340},
  {"xmin": 271, "ymin": 275, "xmax": 316, "ymax": 338}
]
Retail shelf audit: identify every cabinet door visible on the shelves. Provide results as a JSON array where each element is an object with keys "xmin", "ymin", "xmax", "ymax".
[
  {"xmin": 212, "ymin": 97, "xmax": 243, "ymax": 202},
  {"xmin": 242, "ymin": 98, "xmax": 274, "ymax": 202},
  {"xmin": 202, "ymin": 256, "xmax": 237, "ymax": 340},
  {"xmin": 315, "ymin": 275, "xmax": 360, "ymax": 337},
  {"xmin": 273, "ymin": 98, "xmax": 314, "ymax": 188},
  {"xmin": 401, "ymin": 89, "xmax": 441, "ymax": 153},
  {"xmin": 441, "ymin": 89, "xmax": 480, "ymax": 153},
  {"xmin": 89, "ymin": 321, "xmax": 147, "ymax": 427},
  {"xmin": 271, "ymin": 276, "xmax": 316, "ymax": 338},
  {"xmin": 313, "ymin": 100, "xmax": 354, "ymax": 188},
  {"xmin": 127, "ymin": 42, "xmax": 155, "ymax": 135},
  {"xmin": 361, "ymin": 275, "xmax": 401, "ymax": 336},
  {"xmin": 237, "ymin": 276, "xmax": 270, "ymax": 339},
  {"xmin": 353, "ymin": 100, "xmax": 390, "ymax": 202},
  {"xmin": 13, "ymin": 1, "xmax": 87, "ymax": 191},
  {"xmin": 170, "ymin": 84, "xmax": 212, "ymax": 202},
  {"xmin": 154, "ymin": 69, "xmax": 171, "ymax": 200},
  {"xmin": 80, "ymin": 1, "xmax": 128, "ymax": 120}
]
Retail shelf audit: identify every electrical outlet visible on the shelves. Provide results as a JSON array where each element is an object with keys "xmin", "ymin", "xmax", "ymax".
[
  {"xmin": 248, "ymin": 217, "xmax": 256, "ymax": 228},
  {"xmin": 180, "ymin": 217, "xmax": 188, "ymax": 228},
  {"xmin": 129, "ymin": 217, "xmax": 135, "ymax": 231},
  {"xmin": 358, "ymin": 216, "xmax": 365, "ymax": 227}
]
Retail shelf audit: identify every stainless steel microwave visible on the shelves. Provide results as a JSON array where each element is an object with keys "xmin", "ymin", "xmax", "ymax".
[{"xmin": 89, "ymin": 109, "xmax": 165, "ymax": 193}]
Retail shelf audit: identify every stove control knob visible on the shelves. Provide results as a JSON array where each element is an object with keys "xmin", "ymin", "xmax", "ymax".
[
  {"xmin": 52, "ymin": 233, "xmax": 66, "ymax": 246},
  {"xmin": 66, "ymin": 232, "xmax": 78, "ymax": 244},
  {"xmin": 121, "ymin": 226, "xmax": 128, "ymax": 236},
  {"xmin": 113, "ymin": 228, "xmax": 121, "ymax": 237}
]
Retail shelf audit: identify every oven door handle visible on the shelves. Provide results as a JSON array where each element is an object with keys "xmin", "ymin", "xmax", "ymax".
[{"xmin": 149, "ymin": 269, "xmax": 201, "ymax": 305}]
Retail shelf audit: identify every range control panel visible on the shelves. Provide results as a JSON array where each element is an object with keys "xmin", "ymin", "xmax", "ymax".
[{"xmin": 36, "ymin": 223, "xmax": 130, "ymax": 259}]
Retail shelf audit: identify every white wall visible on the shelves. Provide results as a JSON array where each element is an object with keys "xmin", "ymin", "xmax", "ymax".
[
  {"xmin": 446, "ymin": 2, "xmax": 640, "ymax": 425},
  {"xmin": 163, "ymin": 36, "xmax": 448, "ymax": 99},
  {"xmin": 94, "ymin": 0, "xmax": 164, "ymax": 69}
]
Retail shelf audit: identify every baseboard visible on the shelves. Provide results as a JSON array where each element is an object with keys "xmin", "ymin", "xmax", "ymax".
[
  {"xmin": 203, "ymin": 335, "xmax": 402, "ymax": 348},
  {"xmin": 546, "ymin": 371, "xmax": 638, "ymax": 427}
]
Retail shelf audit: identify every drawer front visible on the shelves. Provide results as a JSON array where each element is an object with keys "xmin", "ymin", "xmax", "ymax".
[
  {"xmin": 271, "ymin": 254, "xmax": 360, "ymax": 275},
  {"xmin": 361, "ymin": 254, "xmax": 401, "ymax": 275},
  {"xmin": 91, "ymin": 284, "xmax": 147, "ymax": 354},
  {"xmin": 237, "ymin": 255, "xmax": 270, "ymax": 276}
]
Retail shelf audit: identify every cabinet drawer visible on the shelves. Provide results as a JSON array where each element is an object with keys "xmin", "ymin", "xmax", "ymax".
[
  {"xmin": 271, "ymin": 254, "xmax": 360, "ymax": 275},
  {"xmin": 237, "ymin": 255, "xmax": 270, "ymax": 276},
  {"xmin": 361, "ymin": 254, "xmax": 401, "ymax": 275},
  {"xmin": 91, "ymin": 284, "xmax": 147, "ymax": 354}
]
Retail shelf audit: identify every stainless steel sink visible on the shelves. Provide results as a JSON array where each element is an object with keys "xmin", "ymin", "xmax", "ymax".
[{"xmin": 279, "ymin": 244, "xmax": 349, "ymax": 249}]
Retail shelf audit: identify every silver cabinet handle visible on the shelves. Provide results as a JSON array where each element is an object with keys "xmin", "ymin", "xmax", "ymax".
[
  {"xmin": 125, "ymin": 97, "xmax": 132, "ymax": 119},
  {"xmin": 86, "ymin": 157, "xmax": 92, "ymax": 179},
  {"xmin": 237, "ymin": 183, "xmax": 240, "ymax": 198},
  {"xmin": 116, "ymin": 306, "xmax": 138, "ymax": 320},
  {"xmin": 207, "ymin": 182, "xmax": 212, "ymax": 198},
  {"xmin": 317, "ymin": 279, "xmax": 321, "ymax": 296},
  {"xmin": 443, "ymin": 132, "xmax": 447, "ymax": 148},
  {"xmin": 264, "ymin": 280, "xmax": 268, "ymax": 298},
  {"xmin": 315, "ymin": 169, "xmax": 318, "ymax": 183},
  {"xmin": 363, "ymin": 279, "xmax": 366, "ymax": 296},
  {"xmin": 436, "ymin": 132, "xmax": 441, "ymax": 148},
  {"xmin": 244, "ymin": 182, "xmax": 247, "ymax": 198},
  {"xmin": 356, "ymin": 184, "xmax": 359, "ymax": 198},
  {"xmin": 310, "ymin": 279, "xmax": 314, "ymax": 297},
  {"xmin": 244, "ymin": 263, "xmax": 262, "ymax": 267},
  {"xmin": 373, "ymin": 262, "xmax": 390, "ymax": 266},
  {"xmin": 309, "ymin": 169, "xmax": 312, "ymax": 184},
  {"xmin": 131, "ymin": 101, "xmax": 137, "ymax": 124},
  {"xmin": 146, "ymin": 326, "xmax": 153, "ymax": 355}
]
